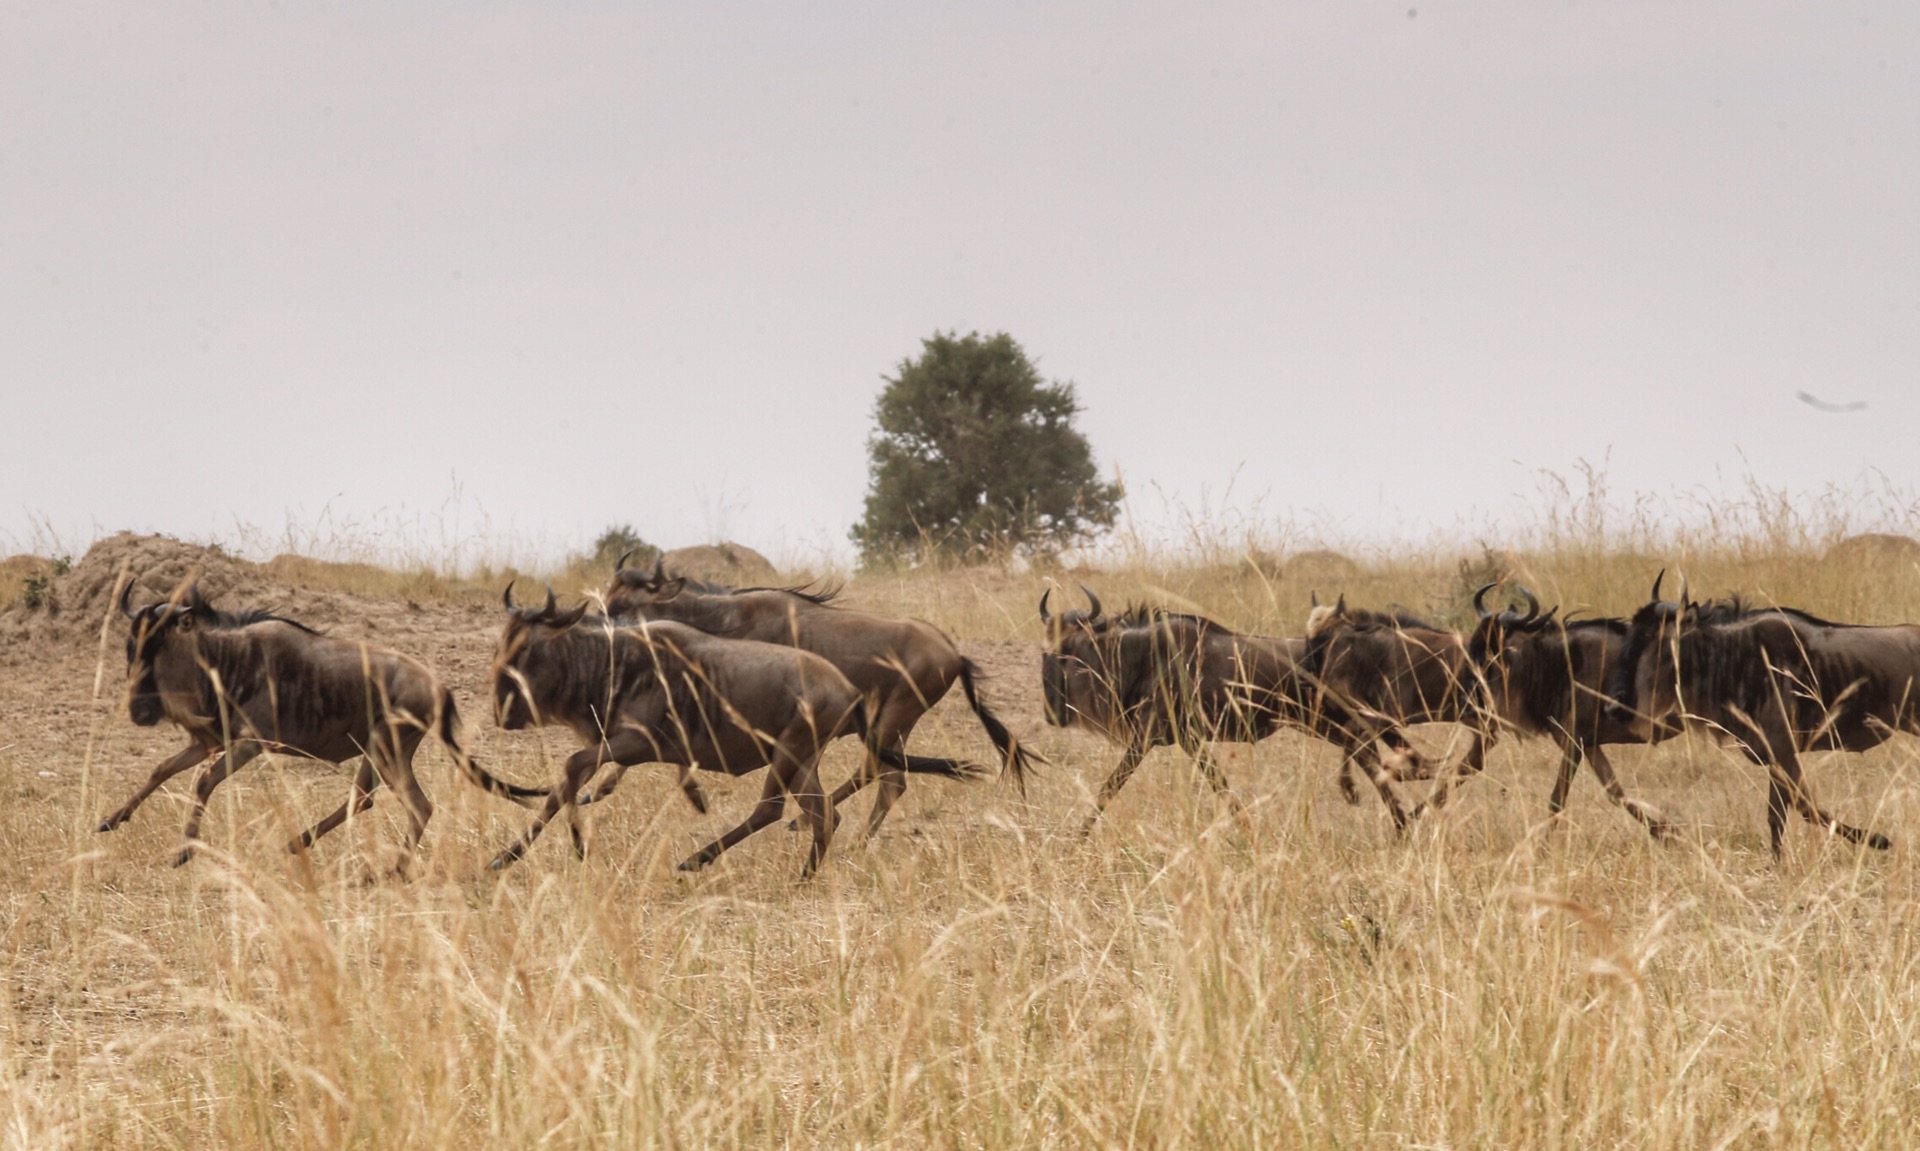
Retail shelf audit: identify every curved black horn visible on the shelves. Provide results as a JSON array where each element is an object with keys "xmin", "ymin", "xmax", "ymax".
[
  {"xmin": 1472, "ymin": 582, "xmax": 1496, "ymax": 617},
  {"xmin": 616, "ymin": 549, "xmax": 634, "ymax": 572},
  {"xmin": 1678, "ymin": 575, "xmax": 1691, "ymax": 607},
  {"xmin": 119, "ymin": 578, "xmax": 139, "ymax": 619},
  {"xmin": 1650, "ymin": 568, "xmax": 1666, "ymax": 603},
  {"xmin": 1080, "ymin": 584, "xmax": 1104, "ymax": 621},
  {"xmin": 542, "ymin": 583, "xmax": 558, "ymax": 617},
  {"xmin": 1039, "ymin": 587, "xmax": 1053, "ymax": 624},
  {"xmin": 1310, "ymin": 590, "xmax": 1319, "ymax": 608},
  {"xmin": 1517, "ymin": 584, "xmax": 1540, "ymax": 623},
  {"xmin": 651, "ymin": 556, "xmax": 666, "ymax": 583},
  {"xmin": 501, "ymin": 579, "xmax": 518, "ymax": 611}
]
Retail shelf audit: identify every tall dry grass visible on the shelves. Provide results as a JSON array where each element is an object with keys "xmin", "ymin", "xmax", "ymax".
[{"xmin": 6, "ymin": 484, "xmax": 1920, "ymax": 1148}]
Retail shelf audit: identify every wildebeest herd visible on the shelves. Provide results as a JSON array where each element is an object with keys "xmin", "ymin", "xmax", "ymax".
[{"xmin": 99, "ymin": 557, "xmax": 1913, "ymax": 878}]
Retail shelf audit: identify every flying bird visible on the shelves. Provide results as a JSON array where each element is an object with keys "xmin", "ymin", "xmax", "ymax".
[{"xmin": 1796, "ymin": 390, "xmax": 1868, "ymax": 414}]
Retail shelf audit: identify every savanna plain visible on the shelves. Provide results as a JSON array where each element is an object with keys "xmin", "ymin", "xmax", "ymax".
[{"xmin": 3, "ymin": 514, "xmax": 1920, "ymax": 1150}]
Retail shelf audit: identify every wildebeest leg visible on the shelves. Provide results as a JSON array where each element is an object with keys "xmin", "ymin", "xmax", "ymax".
[
  {"xmin": 97, "ymin": 741, "xmax": 213, "ymax": 832},
  {"xmin": 1336, "ymin": 754, "xmax": 1363, "ymax": 805},
  {"xmin": 1746, "ymin": 707, "xmax": 1890, "ymax": 856},
  {"xmin": 1411, "ymin": 731, "xmax": 1487, "ymax": 820},
  {"xmin": 579, "ymin": 758, "xmax": 710, "ymax": 815},
  {"xmin": 490, "ymin": 735, "xmax": 651, "ymax": 871},
  {"xmin": 789, "ymin": 755, "xmax": 835, "ymax": 880},
  {"xmin": 368, "ymin": 734, "xmax": 433, "ymax": 880},
  {"xmin": 174, "ymin": 742, "xmax": 265, "ymax": 867},
  {"xmin": 289, "ymin": 757, "xmax": 379, "ymax": 854},
  {"xmin": 1361, "ymin": 745, "xmax": 1411, "ymax": 834},
  {"xmin": 679, "ymin": 765, "xmax": 794, "ymax": 873},
  {"xmin": 1081, "ymin": 743, "xmax": 1148, "ymax": 836},
  {"xmin": 1581, "ymin": 742, "xmax": 1671, "ymax": 841},
  {"xmin": 828, "ymin": 695, "xmax": 922, "ymax": 841},
  {"xmin": 1544, "ymin": 735, "xmax": 1581, "ymax": 821},
  {"xmin": 1180, "ymin": 736, "xmax": 1245, "ymax": 820}
]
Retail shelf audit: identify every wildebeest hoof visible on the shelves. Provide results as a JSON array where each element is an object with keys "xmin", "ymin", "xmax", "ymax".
[
  {"xmin": 170, "ymin": 849, "xmax": 194, "ymax": 868},
  {"xmin": 487, "ymin": 855, "xmax": 511, "ymax": 872},
  {"xmin": 676, "ymin": 856, "xmax": 711, "ymax": 873},
  {"xmin": 96, "ymin": 818, "xmax": 120, "ymax": 833},
  {"xmin": 575, "ymin": 790, "xmax": 595, "ymax": 805},
  {"xmin": 1869, "ymin": 832, "xmax": 1893, "ymax": 851}
]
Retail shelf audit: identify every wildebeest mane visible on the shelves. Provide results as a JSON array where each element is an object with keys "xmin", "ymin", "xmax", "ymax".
[
  {"xmin": 737, "ymin": 580, "xmax": 843, "ymax": 605},
  {"xmin": 1339, "ymin": 605, "xmax": 1441, "ymax": 633},
  {"xmin": 1113, "ymin": 603, "xmax": 1239, "ymax": 637},
  {"xmin": 677, "ymin": 576, "xmax": 844, "ymax": 606},
  {"xmin": 152, "ymin": 601, "xmax": 324, "ymax": 636}
]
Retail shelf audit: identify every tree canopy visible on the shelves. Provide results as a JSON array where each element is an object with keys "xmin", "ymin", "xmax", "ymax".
[{"xmin": 851, "ymin": 332, "xmax": 1121, "ymax": 564}]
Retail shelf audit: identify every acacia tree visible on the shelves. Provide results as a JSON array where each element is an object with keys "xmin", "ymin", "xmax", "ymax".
[{"xmin": 851, "ymin": 331, "xmax": 1121, "ymax": 564}]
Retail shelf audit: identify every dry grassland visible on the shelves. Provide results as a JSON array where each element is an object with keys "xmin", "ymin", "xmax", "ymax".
[{"xmin": 3, "ymin": 529, "xmax": 1920, "ymax": 1148}]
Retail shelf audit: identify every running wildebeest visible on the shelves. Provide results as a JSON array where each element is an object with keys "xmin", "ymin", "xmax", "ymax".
[
  {"xmin": 1040, "ymin": 587, "xmax": 1426, "ymax": 832},
  {"xmin": 1417, "ymin": 581, "xmax": 1675, "ymax": 838},
  {"xmin": 101, "ymin": 579, "xmax": 546, "ymax": 875},
  {"xmin": 1606, "ymin": 577, "xmax": 1896, "ymax": 856},
  {"xmin": 488, "ymin": 584, "xmax": 979, "ymax": 877},
  {"xmin": 601, "ymin": 555, "xmax": 1037, "ymax": 840},
  {"xmin": 1302, "ymin": 595, "xmax": 1485, "ymax": 810}
]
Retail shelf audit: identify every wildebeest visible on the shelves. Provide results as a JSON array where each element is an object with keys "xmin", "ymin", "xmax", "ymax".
[
  {"xmin": 488, "ymin": 585, "xmax": 978, "ymax": 877},
  {"xmin": 1419, "ymin": 581, "xmax": 1674, "ymax": 838},
  {"xmin": 101, "ymin": 579, "xmax": 546, "ymax": 875},
  {"xmin": 1040, "ymin": 587, "xmax": 1426, "ymax": 832},
  {"xmin": 602, "ymin": 555, "xmax": 1037, "ymax": 840},
  {"xmin": 1302, "ymin": 595, "xmax": 1485, "ymax": 809},
  {"xmin": 1606, "ymin": 578, "xmax": 1897, "ymax": 856}
]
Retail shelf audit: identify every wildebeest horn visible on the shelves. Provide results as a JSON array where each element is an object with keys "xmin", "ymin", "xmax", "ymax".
[
  {"xmin": 651, "ymin": 556, "xmax": 666, "ymax": 583},
  {"xmin": 1517, "ymin": 584, "xmax": 1540, "ymax": 623},
  {"xmin": 1080, "ymin": 585, "xmax": 1103, "ymax": 621},
  {"xmin": 501, "ymin": 580, "xmax": 518, "ymax": 611},
  {"xmin": 616, "ymin": 549, "xmax": 634, "ymax": 572},
  {"xmin": 1039, "ymin": 588, "xmax": 1053, "ymax": 624},
  {"xmin": 1650, "ymin": 568, "xmax": 1665, "ymax": 603},
  {"xmin": 1678, "ymin": 575, "xmax": 1691, "ymax": 607},
  {"xmin": 119, "ymin": 579, "xmax": 139, "ymax": 619},
  {"xmin": 1310, "ymin": 590, "xmax": 1319, "ymax": 607},
  {"xmin": 542, "ymin": 583, "xmax": 558, "ymax": 617},
  {"xmin": 1472, "ymin": 582, "xmax": 1496, "ymax": 617}
]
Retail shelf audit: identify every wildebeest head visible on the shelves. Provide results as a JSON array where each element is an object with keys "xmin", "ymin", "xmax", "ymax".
[
  {"xmin": 1038, "ymin": 585, "xmax": 1119, "ymax": 729},
  {"xmin": 602, "ymin": 554, "xmax": 689, "ymax": 619},
  {"xmin": 1607, "ymin": 570, "xmax": 1692, "ymax": 730},
  {"xmin": 1463, "ymin": 582, "xmax": 1555, "ymax": 671},
  {"xmin": 491, "ymin": 581, "xmax": 591, "ymax": 730},
  {"xmin": 121, "ymin": 579, "xmax": 212, "ymax": 727}
]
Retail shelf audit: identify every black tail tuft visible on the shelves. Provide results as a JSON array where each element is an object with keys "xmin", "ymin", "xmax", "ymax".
[
  {"xmin": 439, "ymin": 692, "xmax": 548, "ymax": 806},
  {"xmin": 957, "ymin": 659, "xmax": 1042, "ymax": 796},
  {"xmin": 880, "ymin": 748, "xmax": 988, "ymax": 782}
]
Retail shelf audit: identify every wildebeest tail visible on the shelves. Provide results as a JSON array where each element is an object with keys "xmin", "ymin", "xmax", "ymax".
[
  {"xmin": 846, "ymin": 702, "xmax": 986, "ymax": 782},
  {"xmin": 957, "ymin": 658, "xmax": 1042, "ymax": 795},
  {"xmin": 438, "ymin": 691, "xmax": 548, "ymax": 807}
]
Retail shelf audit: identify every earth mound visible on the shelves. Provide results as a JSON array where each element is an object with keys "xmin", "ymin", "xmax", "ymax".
[
  {"xmin": 0, "ymin": 533, "xmax": 272, "ymax": 652},
  {"xmin": 1825, "ymin": 533, "xmax": 1920, "ymax": 569},
  {"xmin": 659, "ymin": 542, "xmax": 779, "ymax": 585}
]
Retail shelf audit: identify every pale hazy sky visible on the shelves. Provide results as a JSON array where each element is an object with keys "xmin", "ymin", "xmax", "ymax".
[{"xmin": 5, "ymin": 2, "xmax": 1916, "ymax": 565}]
